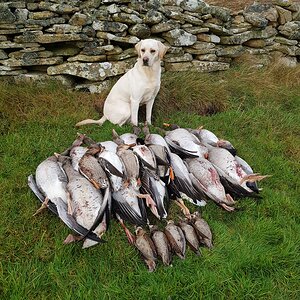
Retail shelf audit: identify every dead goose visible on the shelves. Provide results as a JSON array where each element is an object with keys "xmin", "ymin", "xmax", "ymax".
[
  {"xmin": 191, "ymin": 127, "xmax": 237, "ymax": 156},
  {"xmin": 135, "ymin": 227, "xmax": 157, "ymax": 272},
  {"xmin": 60, "ymin": 156, "xmax": 109, "ymax": 248},
  {"xmin": 164, "ymin": 220, "xmax": 186, "ymax": 259},
  {"xmin": 28, "ymin": 174, "xmax": 103, "ymax": 243},
  {"xmin": 149, "ymin": 225, "xmax": 172, "ymax": 266},
  {"xmin": 208, "ymin": 147, "xmax": 268, "ymax": 198},
  {"xmin": 185, "ymin": 157, "xmax": 235, "ymax": 212},
  {"xmin": 33, "ymin": 155, "xmax": 69, "ymax": 215},
  {"xmin": 170, "ymin": 153, "xmax": 207, "ymax": 208},
  {"xmin": 164, "ymin": 126, "xmax": 208, "ymax": 159},
  {"xmin": 190, "ymin": 211, "xmax": 213, "ymax": 249},
  {"xmin": 70, "ymin": 146, "xmax": 88, "ymax": 172},
  {"xmin": 178, "ymin": 219, "xmax": 201, "ymax": 256}
]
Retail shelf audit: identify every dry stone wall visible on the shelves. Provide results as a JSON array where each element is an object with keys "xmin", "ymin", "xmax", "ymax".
[{"xmin": 0, "ymin": 0, "xmax": 300, "ymax": 91}]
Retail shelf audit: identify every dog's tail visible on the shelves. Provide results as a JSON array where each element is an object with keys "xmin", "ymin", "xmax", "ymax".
[{"xmin": 75, "ymin": 116, "xmax": 107, "ymax": 127}]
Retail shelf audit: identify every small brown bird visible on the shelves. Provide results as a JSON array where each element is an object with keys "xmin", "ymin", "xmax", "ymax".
[
  {"xmin": 178, "ymin": 219, "xmax": 201, "ymax": 256},
  {"xmin": 135, "ymin": 227, "xmax": 157, "ymax": 272},
  {"xmin": 164, "ymin": 220, "xmax": 186, "ymax": 259},
  {"xmin": 190, "ymin": 211, "xmax": 213, "ymax": 249},
  {"xmin": 78, "ymin": 145, "xmax": 109, "ymax": 190},
  {"xmin": 150, "ymin": 225, "xmax": 172, "ymax": 266}
]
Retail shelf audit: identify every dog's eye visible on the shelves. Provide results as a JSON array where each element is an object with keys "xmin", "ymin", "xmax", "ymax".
[
  {"xmin": 150, "ymin": 49, "xmax": 156, "ymax": 53},
  {"xmin": 141, "ymin": 49, "xmax": 145, "ymax": 53}
]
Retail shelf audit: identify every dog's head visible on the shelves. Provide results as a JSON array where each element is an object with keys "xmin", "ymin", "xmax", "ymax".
[{"xmin": 135, "ymin": 39, "xmax": 169, "ymax": 67}]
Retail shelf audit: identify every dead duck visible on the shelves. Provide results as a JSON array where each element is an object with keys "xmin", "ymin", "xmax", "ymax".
[
  {"xmin": 190, "ymin": 211, "xmax": 213, "ymax": 249},
  {"xmin": 164, "ymin": 220, "xmax": 186, "ymax": 259},
  {"xmin": 135, "ymin": 227, "xmax": 157, "ymax": 272},
  {"xmin": 149, "ymin": 225, "xmax": 172, "ymax": 266},
  {"xmin": 185, "ymin": 157, "xmax": 235, "ymax": 212},
  {"xmin": 78, "ymin": 145, "xmax": 109, "ymax": 190},
  {"xmin": 178, "ymin": 219, "xmax": 201, "ymax": 256}
]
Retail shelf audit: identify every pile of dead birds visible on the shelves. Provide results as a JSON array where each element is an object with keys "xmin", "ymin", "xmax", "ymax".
[{"xmin": 28, "ymin": 123, "xmax": 269, "ymax": 271}]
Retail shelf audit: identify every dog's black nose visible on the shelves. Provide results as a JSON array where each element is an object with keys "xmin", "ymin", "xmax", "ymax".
[{"xmin": 143, "ymin": 57, "xmax": 149, "ymax": 66}]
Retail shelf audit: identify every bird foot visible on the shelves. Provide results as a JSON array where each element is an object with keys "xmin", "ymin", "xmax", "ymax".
[{"xmin": 32, "ymin": 197, "xmax": 49, "ymax": 216}]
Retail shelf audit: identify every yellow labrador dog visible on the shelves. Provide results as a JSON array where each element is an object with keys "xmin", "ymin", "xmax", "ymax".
[{"xmin": 76, "ymin": 39, "xmax": 168, "ymax": 127}]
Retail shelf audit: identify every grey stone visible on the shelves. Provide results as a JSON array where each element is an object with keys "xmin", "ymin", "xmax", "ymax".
[
  {"xmin": 216, "ymin": 45, "xmax": 245, "ymax": 57},
  {"xmin": 1, "ymin": 56, "xmax": 63, "ymax": 67},
  {"xmin": 244, "ymin": 13, "xmax": 268, "ymax": 28},
  {"xmin": 128, "ymin": 24, "xmax": 151, "ymax": 39},
  {"xmin": 0, "ymin": 66, "xmax": 27, "ymax": 76},
  {"xmin": 38, "ymin": 3, "xmax": 80, "ymax": 14},
  {"xmin": 204, "ymin": 23, "xmax": 231, "ymax": 35},
  {"xmin": 195, "ymin": 53, "xmax": 217, "ymax": 61},
  {"xmin": 0, "ymin": 6, "xmax": 16, "ymax": 24},
  {"xmin": 183, "ymin": 26, "xmax": 209, "ymax": 34},
  {"xmin": 197, "ymin": 33, "xmax": 220, "ymax": 43},
  {"xmin": 0, "ymin": 41, "xmax": 40, "ymax": 49},
  {"xmin": 276, "ymin": 6, "xmax": 293, "ymax": 24},
  {"xmin": 51, "ymin": 45, "xmax": 81, "ymax": 56},
  {"xmin": 67, "ymin": 54, "xmax": 107, "ymax": 62},
  {"xmin": 28, "ymin": 11, "xmax": 57, "ymax": 20},
  {"xmin": 0, "ymin": 49, "xmax": 8, "ymax": 59},
  {"xmin": 107, "ymin": 4, "xmax": 121, "ymax": 14},
  {"xmin": 47, "ymin": 58, "xmax": 136, "ymax": 81},
  {"xmin": 272, "ymin": 0, "xmax": 292, "ymax": 7},
  {"xmin": 274, "ymin": 36, "xmax": 298, "ymax": 45},
  {"xmin": 9, "ymin": 50, "xmax": 53, "ymax": 59},
  {"xmin": 15, "ymin": 8, "xmax": 29, "ymax": 22},
  {"xmin": 92, "ymin": 21, "xmax": 128, "ymax": 33},
  {"xmin": 162, "ymin": 28, "xmax": 197, "ymax": 46},
  {"xmin": 15, "ymin": 33, "xmax": 92, "ymax": 44},
  {"xmin": 205, "ymin": 5, "xmax": 231, "ymax": 22},
  {"xmin": 26, "ymin": 17, "xmax": 66, "ymax": 27},
  {"xmin": 75, "ymin": 80, "xmax": 113, "ymax": 93},
  {"xmin": 180, "ymin": 0, "xmax": 209, "ymax": 13},
  {"xmin": 143, "ymin": 10, "xmax": 164, "ymax": 25},
  {"xmin": 112, "ymin": 13, "xmax": 143, "ymax": 24},
  {"xmin": 151, "ymin": 20, "xmax": 180, "ymax": 33},
  {"xmin": 164, "ymin": 52, "xmax": 193, "ymax": 62},
  {"xmin": 278, "ymin": 21, "xmax": 300, "ymax": 39},
  {"xmin": 97, "ymin": 32, "xmax": 140, "ymax": 44},
  {"xmin": 46, "ymin": 24, "xmax": 83, "ymax": 34},
  {"xmin": 107, "ymin": 48, "xmax": 137, "ymax": 60},
  {"xmin": 69, "ymin": 13, "xmax": 89, "ymax": 26}
]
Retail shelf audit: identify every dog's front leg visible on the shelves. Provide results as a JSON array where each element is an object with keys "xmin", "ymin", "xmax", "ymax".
[
  {"xmin": 130, "ymin": 98, "xmax": 140, "ymax": 126},
  {"xmin": 146, "ymin": 98, "xmax": 155, "ymax": 125}
]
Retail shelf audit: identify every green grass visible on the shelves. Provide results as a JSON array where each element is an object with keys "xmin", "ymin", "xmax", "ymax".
[{"xmin": 0, "ymin": 65, "xmax": 299, "ymax": 299}]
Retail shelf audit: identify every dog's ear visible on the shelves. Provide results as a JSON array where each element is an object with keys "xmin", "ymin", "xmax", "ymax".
[
  {"xmin": 157, "ymin": 41, "xmax": 169, "ymax": 60},
  {"xmin": 135, "ymin": 41, "xmax": 142, "ymax": 58}
]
